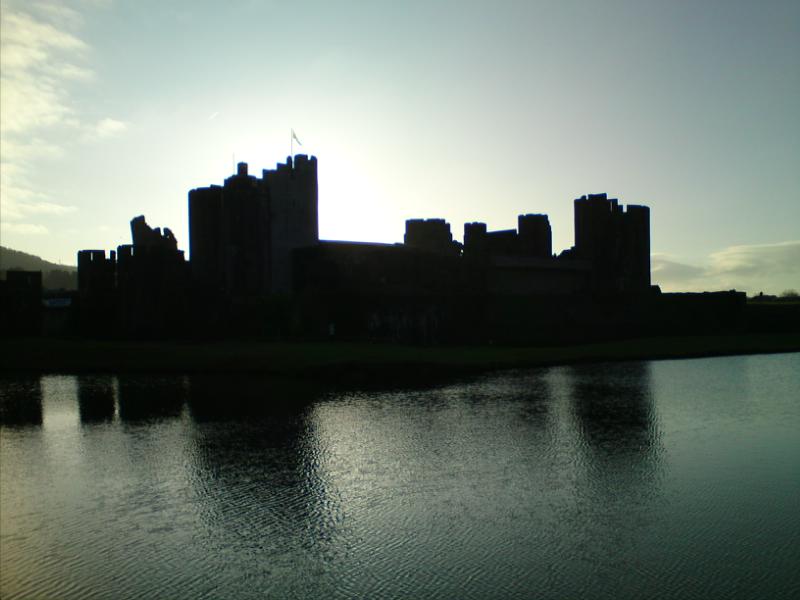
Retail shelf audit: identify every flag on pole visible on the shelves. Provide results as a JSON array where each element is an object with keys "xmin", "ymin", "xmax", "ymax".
[{"xmin": 291, "ymin": 129, "xmax": 302, "ymax": 146}]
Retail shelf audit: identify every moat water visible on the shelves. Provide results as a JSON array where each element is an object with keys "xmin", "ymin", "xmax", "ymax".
[{"xmin": 1, "ymin": 353, "xmax": 799, "ymax": 599}]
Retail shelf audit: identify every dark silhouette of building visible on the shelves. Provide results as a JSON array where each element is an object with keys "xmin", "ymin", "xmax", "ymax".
[
  {"xmin": 77, "ymin": 216, "xmax": 188, "ymax": 337},
  {"xmin": 117, "ymin": 216, "xmax": 189, "ymax": 336},
  {"xmin": 0, "ymin": 271, "xmax": 43, "ymax": 336},
  {"xmin": 77, "ymin": 249, "xmax": 116, "ymax": 336},
  {"xmin": 72, "ymin": 153, "xmax": 756, "ymax": 342},
  {"xmin": 464, "ymin": 214, "xmax": 552, "ymax": 259},
  {"xmin": 404, "ymin": 219, "xmax": 461, "ymax": 256},
  {"xmin": 572, "ymin": 193, "xmax": 650, "ymax": 292},
  {"xmin": 518, "ymin": 214, "xmax": 553, "ymax": 258},
  {"xmin": 189, "ymin": 156, "xmax": 317, "ymax": 298}
]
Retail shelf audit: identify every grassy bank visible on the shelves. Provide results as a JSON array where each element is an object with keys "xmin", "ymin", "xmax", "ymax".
[{"xmin": 2, "ymin": 334, "xmax": 798, "ymax": 384}]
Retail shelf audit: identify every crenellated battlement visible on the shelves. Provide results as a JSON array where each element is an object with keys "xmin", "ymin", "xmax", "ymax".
[
  {"xmin": 572, "ymin": 193, "xmax": 650, "ymax": 290},
  {"xmin": 78, "ymin": 249, "xmax": 113, "ymax": 265},
  {"xmin": 404, "ymin": 218, "xmax": 460, "ymax": 256},
  {"xmin": 461, "ymin": 214, "xmax": 552, "ymax": 259},
  {"xmin": 77, "ymin": 249, "xmax": 116, "ymax": 299},
  {"xmin": 263, "ymin": 154, "xmax": 318, "ymax": 179},
  {"xmin": 188, "ymin": 154, "xmax": 319, "ymax": 296},
  {"xmin": 77, "ymin": 153, "xmax": 652, "ymax": 340}
]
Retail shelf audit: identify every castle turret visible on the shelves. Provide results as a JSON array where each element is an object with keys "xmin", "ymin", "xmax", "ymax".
[
  {"xmin": 572, "ymin": 193, "xmax": 650, "ymax": 292},
  {"xmin": 621, "ymin": 205, "xmax": 650, "ymax": 290},
  {"xmin": 189, "ymin": 185, "xmax": 223, "ymax": 289},
  {"xmin": 263, "ymin": 154, "xmax": 319, "ymax": 294},
  {"xmin": 404, "ymin": 219, "xmax": 460, "ymax": 256},
  {"xmin": 517, "ymin": 214, "xmax": 552, "ymax": 258},
  {"xmin": 463, "ymin": 222, "xmax": 488, "ymax": 257}
]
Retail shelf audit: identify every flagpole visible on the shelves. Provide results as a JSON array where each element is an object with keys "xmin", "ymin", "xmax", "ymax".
[{"xmin": 290, "ymin": 129, "xmax": 293, "ymax": 159}]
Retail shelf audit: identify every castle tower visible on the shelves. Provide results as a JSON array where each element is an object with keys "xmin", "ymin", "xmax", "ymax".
[
  {"xmin": 621, "ymin": 205, "xmax": 650, "ymax": 290},
  {"xmin": 517, "ymin": 214, "xmax": 552, "ymax": 258},
  {"xmin": 188, "ymin": 185, "xmax": 223, "ymax": 289},
  {"xmin": 463, "ymin": 222, "xmax": 488, "ymax": 257},
  {"xmin": 573, "ymin": 193, "xmax": 650, "ymax": 292},
  {"xmin": 404, "ymin": 219, "xmax": 460, "ymax": 255},
  {"xmin": 263, "ymin": 154, "xmax": 319, "ymax": 294},
  {"xmin": 189, "ymin": 155, "xmax": 319, "ymax": 297}
]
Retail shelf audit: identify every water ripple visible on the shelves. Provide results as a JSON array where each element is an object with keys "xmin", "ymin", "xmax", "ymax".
[{"xmin": 2, "ymin": 354, "xmax": 799, "ymax": 598}]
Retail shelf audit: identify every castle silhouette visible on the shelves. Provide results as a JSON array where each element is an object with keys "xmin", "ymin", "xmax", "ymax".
[{"xmin": 75, "ymin": 155, "xmax": 743, "ymax": 342}]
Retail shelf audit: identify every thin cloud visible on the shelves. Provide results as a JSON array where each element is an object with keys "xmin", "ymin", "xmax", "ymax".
[
  {"xmin": 0, "ymin": 139, "xmax": 73, "ymax": 221},
  {"xmin": 709, "ymin": 242, "xmax": 800, "ymax": 278},
  {"xmin": 0, "ymin": 3, "xmax": 92, "ymax": 134},
  {"xmin": 0, "ymin": 222, "xmax": 49, "ymax": 235},
  {"xmin": 0, "ymin": 187, "xmax": 76, "ymax": 221},
  {"xmin": 0, "ymin": 1, "xmax": 119, "ymax": 234},
  {"xmin": 87, "ymin": 117, "xmax": 128, "ymax": 139},
  {"xmin": 1, "ymin": 137, "xmax": 65, "ymax": 162},
  {"xmin": 22, "ymin": 201, "xmax": 77, "ymax": 216},
  {"xmin": 31, "ymin": 1, "xmax": 85, "ymax": 29},
  {"xmin": 651, "ymin": 254, "xmax": 705, "ymax": 284},
  {"xmin": 0, "ymin": 9, "xmax": 90, "ymax": 134},
  {"xmin": 652, "ymin": 241, "xmax": 800, "ymax": 295}
]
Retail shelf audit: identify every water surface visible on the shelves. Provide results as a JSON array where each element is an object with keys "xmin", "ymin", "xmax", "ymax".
[{"xmin": 1, "ymin": 354, "xmax": 799, "ymax": 599}]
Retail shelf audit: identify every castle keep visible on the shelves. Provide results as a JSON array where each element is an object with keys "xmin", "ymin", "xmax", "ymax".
[
  {"xmin": 189, "ymin": 155, "xmax": 318, "ymax": 297},
  {"xmin": 78, "ymin": 154, "xmax": 666, "ymax": 342}
]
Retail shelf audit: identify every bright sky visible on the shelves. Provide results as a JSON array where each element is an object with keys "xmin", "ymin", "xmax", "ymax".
[{"xmin": 1, "ymin": 0, "xmax": 798, "ymax": 294}]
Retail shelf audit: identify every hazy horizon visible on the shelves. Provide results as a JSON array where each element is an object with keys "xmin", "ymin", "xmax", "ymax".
[{"xmin": 2, "ymin": 0, "xmax": 798, "ymax": 295}]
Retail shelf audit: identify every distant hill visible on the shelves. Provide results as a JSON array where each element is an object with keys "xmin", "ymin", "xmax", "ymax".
[{"xmin": 0, "ymin": 246, "xmax": 78, "ymax": 290}]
